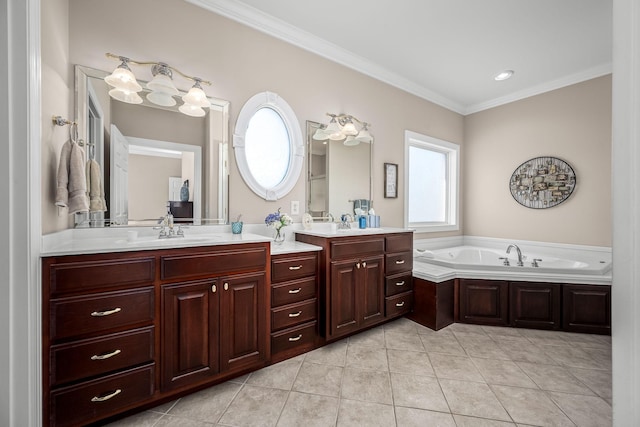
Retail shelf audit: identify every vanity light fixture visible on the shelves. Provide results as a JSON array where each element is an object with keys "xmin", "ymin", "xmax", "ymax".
[
  {"xmin": 104, "ymin": 52, "xmax": 212, "ymax": 117},
  {"xmin": 313, "ymin": 113, "xmax": 373, "ymax": 145},
  {"xmin": 494, "ymin": 70, "xmax": 514, "ymax": 81}
]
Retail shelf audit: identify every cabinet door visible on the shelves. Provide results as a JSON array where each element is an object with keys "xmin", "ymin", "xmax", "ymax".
[
  {"xmin": 329, "ymin": 259, "xmax": 359, "ymax": 338},
  {"xmin": 219, "ymin": 272, "xmax": 267, "ymax": 373},
  {"xmin": 360, "ymin": 255, "xmax": 385, "ymax": 327},
  {"xmin": 161, "ymin": 280, "xmax": 219, "ymax": 391},
  {"xmin": 510, "ymin": 282, "xmax": 560, "ymax": 330},
  {"xmin": 563, "ymin": 284, "xmax": 611, "ymax": 335},
  {"xmin": 459, "ymin": 279, "xmax": 509, "ymax": 326}
]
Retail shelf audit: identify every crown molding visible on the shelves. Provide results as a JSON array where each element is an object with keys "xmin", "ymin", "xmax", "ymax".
[
  {"xmin": 464, "ymin": 63, "xmax": 613, "ymax": 115},
  {"xmin": 186, "ymin": 0, "xmax": 466, "ymax": 114}
]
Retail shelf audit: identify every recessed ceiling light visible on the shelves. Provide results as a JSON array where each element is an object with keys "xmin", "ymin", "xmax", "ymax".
[{"xmin": 494, "ymin": 70, "xmax": 514, "ymax": 81}]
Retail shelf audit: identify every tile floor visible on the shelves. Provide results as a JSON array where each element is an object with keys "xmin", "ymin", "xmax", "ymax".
[{"xmin": 108, "ymin": 318, "xmax": 612, "ymax": 427}]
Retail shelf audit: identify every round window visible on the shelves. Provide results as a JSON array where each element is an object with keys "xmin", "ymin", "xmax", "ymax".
[{"xmin": 233, "ymin": 92, "xmax": 303, "ymax": 200}]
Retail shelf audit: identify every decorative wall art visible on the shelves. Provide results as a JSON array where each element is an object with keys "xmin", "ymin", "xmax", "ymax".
[
  {"xmin": 384, "ymin": 163, "xmax": 398, "ymax": 198},
  {"xmin": 509, "ymin": 156, "xmax": 576, "ymax": 209}
]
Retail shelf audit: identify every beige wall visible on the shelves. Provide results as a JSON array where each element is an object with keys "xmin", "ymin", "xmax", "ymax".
[
  {"xmin": 52, "ymin": 0, "xmax": 464, "ymax": 231},
  {"xmin": 128, "ymin": 155, "xmax": 181, "ymax": 220},
  {"xmin": 464, "ymin": 75, "xmax": 612, "ymax": 246}
]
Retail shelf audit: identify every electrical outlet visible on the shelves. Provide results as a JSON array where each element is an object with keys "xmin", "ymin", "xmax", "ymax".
[{"xmin": 291, "ymin": 200, "xmax": 300, "ymax": 215}]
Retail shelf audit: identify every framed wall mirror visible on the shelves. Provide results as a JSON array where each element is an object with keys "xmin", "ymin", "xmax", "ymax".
[
  {"xmin": 306, "ymin": 121, "xmax": 373, "ymax": 220},
  {"xmin": 75, "ymin": 65, "xmax": 230, "ymax": 226}
]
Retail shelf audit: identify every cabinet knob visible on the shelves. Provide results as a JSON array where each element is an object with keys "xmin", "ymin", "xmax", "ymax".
[
  {"xmin": 362, "ymin": 261, "xmax": 367, "ymax": 268},
  {"xmin": 288, "ymin": 334, "xmax": 303, "ymax": 342},
  {"xmin": 91, "ymin": 389, "xmax": 122, "ymax": 403},
  {"xmin": 90, "ymin": 307, "xmax": 122, "ymax": 317},
  {"xmin": 90, "ymin": 349, "xmax": 121, "ymax": 361},
  {"xmin": 212, "ymin": 284, "xmax": 217, "ymax": 293},
  {"xmin": 288, "ymin": 265, "xmax": 303, "ymax": 271},
  {"xmin": 288, "ymin": 310, "xmax": 303, "ymax": 318},
  {"xmin": 356, "ymin": 262, "xmax": 361, "ymax": 269},
  {"xmin": 395, "ymin": 259, "xmax": 405, "ymax": 265},
  {"xmin": 224, "ymin": 283, "xmax": 229, "ymax": 291},
  {"xmin": 395, "ymin": 281, "xmax": 405, "ymax": 286},
  {"xmin": 395, "ymin": 301, "xmax": 405, "ymax": 307},
  {"xmin": 288, "ymin": 288, "xmax": 302, "ymax": 294}
]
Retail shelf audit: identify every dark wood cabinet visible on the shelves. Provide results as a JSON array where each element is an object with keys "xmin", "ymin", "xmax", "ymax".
[
  {"xmin": 296, "ymin": 231, "xmax": 413, "ymax": 341},
  {"xmin": 563, "ymin": 284, "xmax": 611, "ymax": 334},
  {"xmin": 510, "ymin": 281, "xmax": 561, "ymax": 330},
  {"xmin": 409, "ymin": 278, "xmax": 454, "ymax": 330},
  {"xmin": 161, "ymin": 280, "xmax": 219, "ymax": 391},
  {"xmin": 459, "ymin": 279, "xmax": 509, "ymax": 326}
]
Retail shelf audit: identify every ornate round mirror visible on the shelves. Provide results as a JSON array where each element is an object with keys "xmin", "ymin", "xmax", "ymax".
[{"xmin": 233, "ymin": 92, "xmax": 303, "ymax": 200}]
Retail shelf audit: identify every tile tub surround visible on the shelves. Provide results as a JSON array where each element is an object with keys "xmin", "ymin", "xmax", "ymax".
[{"xmin": 107, "ymin": 319, "xmax": 611, "ymax": 427}]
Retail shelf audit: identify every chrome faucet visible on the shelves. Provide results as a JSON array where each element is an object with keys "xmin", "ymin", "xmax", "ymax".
[
  {"xmin": 338, "ymin": 214, "xmax": 353, "ymax": 229},
  {"xmin": 155, "ymin": 203, "xmax": 185, "ymax": 239},
  {"xmin": 506, "ymin": 244, "xmax": 524, "ymax": 266}
]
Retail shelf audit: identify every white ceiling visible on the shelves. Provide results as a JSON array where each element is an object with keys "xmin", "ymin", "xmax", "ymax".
[{"xmin": 188, "ymin": 0, "xmax": 612, "ymax": 115}]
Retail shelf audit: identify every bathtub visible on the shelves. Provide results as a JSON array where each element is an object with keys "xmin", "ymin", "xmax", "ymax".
[{"xmin": 414, "ymin": 245, "xmax": 612, "ymax": 276}]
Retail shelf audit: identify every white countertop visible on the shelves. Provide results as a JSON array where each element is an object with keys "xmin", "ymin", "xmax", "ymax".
[{"xmin": 295, "ymin": 226, "xmax": 412, "ymax": 238}]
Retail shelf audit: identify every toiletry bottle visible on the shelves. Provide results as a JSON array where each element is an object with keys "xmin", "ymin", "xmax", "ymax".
[{"xmin": 359, "ymin": 215, "xmax": 367, "ymax": 229}]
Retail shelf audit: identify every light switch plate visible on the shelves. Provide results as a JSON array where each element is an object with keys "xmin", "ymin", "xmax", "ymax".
[{"xmin": 291, "ymin": 200, "xmax": 300, "ymax": 215}]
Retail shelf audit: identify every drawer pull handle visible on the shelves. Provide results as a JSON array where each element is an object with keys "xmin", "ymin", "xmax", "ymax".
[
  {"xmin": 396, "ymin": 301, "xmax": 405, "ymax": 307},
  {"xmin": 395, "ymin": 281, "xmax": 405, "ymax": 286},
  {"xmin": 289, "ymin": 265, "xmax": 303, "ymax": 271},
  {"xmin": 395, "ymin": 260, "xmax": 406, "ymax": 265},
  {"xmin": 288, "ymin": 311, "xmax": 303, "ymax": 318},
  {"xmin": 288, "ymin": 334, "xmax": 303, "ymax": 342},
  {"xmin": 90, "ymin": 307, "xmax": 121, "ymax": 317},
  {"xmin": 91, "ymin": 349, "xmax": 121, "ymax": 361},
  {"xmin": 91, "ymin": 389, "xmax": 122, "ymax": 403},
  {"xmin": 288, "ymin": 288, "xmax": 302, "ymax": 294}
]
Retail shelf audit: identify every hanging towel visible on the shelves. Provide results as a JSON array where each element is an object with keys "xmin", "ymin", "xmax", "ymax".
[
  {"xmin": 86, "ymin": 158, "xmax": 108, "ymax": 212},
  {"xmin": 55, "ymin": 140, "xmax": 89, "ymax": 214}
]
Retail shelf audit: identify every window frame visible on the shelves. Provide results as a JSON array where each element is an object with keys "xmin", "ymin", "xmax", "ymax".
[{"xmin": 404, "ymin": 130, "xmax": 460, "ymax": 232}]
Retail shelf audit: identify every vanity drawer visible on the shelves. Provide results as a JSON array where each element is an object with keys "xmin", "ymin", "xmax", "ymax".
[
  {"xmin": 385, "ymin": 234, "xmax": 413, "ymax": 254},
  {"xmin": 271, "ymin": 299, "xmax": 317, "ymax": 331},
  {"xmin": 385, "ymin": 252, "xmax": 413, "ymax": 275},
  {"xmin": 272, "ymin": 277, "xmax": 317, "ymax": 307},
  {"xmin": 50, "ymin": 287, "xmax": 154, "ymax": 341},
  {"xmin": 160, "ymin": 246, "xmax": 266, "ymax": 281},
  {"xmin": 50, "ymin": 363, "xmax": 154, "ymax": 427},
  {"xmin": 331, "ymin": 238, "xmax": 384, "ymax": 259},
  {"xmin": 272, "ymin": 254, "xmax": 317, "ymax": 282},
  {"xmin": 271, "ymin": 321, "xmax": 317, "ymax": 356},
  {"xmin": 385, "ymin": 273, "xmax": 413, "ymax": 297},
  {"xmin": 46, "ymin": 256, "xmax": 155, "ymax": 296},
  {"xmin": 385, "ymin": 291, "xmax": 414, "ymax": 318},
  {"xmin": 50, "ymin": 327, "xmax": 154, "ymax": 387}
]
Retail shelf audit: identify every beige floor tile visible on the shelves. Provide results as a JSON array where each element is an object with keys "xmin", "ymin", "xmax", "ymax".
[
  {"xmin": 547, "ymin": 391, "xmax": 612, "ymax": 427},
  {"xmin": 439, "ymin": 379, "xmax": 511, "ymax": 421},
  {"xmin": 542, "ymin": 345, "xmax": 602, "ymax": 369},
  {"xmin": 292, "ymin": 362, "xmax": 343, "ymax": 397},
  {"xmin": 347, "ymin": 327, "xmax": 386, "ymax": 348},
  {"xmin": 341, "ymin": 367, "xmax": 393, "ymax": 404},
  {"xmin": 154, "ymin": 415, "xmax": 215, "ymax": 426},
  {"xmin": 430, "ymin": 353, "xmax": 485, "ymax": 382},
  {"xmin": 247, "ymin": 357, "xmax": 303, "ymax": 390},
  {"xmin": 229, "ymin": 373, "xmax": 250, "ymax": 384},
  {"xmin": 491, "ymin": 385, "xmax": 574, "ymax": 427},
  {"xmin": 304, "ymin": 340, "xmax": 348, "ymax": 367},
  {"xmin": 516, "ymin": 362, "xmax": 594, "ymax": 395},
  {"xmin": 460, "ymin": 341, "xmax": 511, "ymax": 360},
  {"xmin": 420, "ymin": 332, "xmax": 467, "ymax": 356},
  {"xmin": 276, "ymin": 391, "xmax": 339, "ymax": 427},
  {"xmin": 567, "ymin": 366, "xmax": 612, "ymax": 399},
  {"xmin": 387, "ymin": 348, "xmax": 435, "ymax": 376},
  {"xmin": 167, "ymin": 381, "xmax": 242, "ymax": 423},
  {"xmin": 148, "ymin": 399, "xmax": 180, "ymax": 414},
  {"xmin": 345, "ymin": 346, "xmax": 389, "ymax": 371},
  {"xmin": 481, "ymin": 326, "xmax": 523, "ymax": 337},
  {"xmin": 336, "ymin": 399, "xmax": 395, "ymax": 427},
  {"xmin": 383, "ymin": 317, "xmax": 419, "ymax": 335},
  {"xmin": 443, "ymin": 323, "xmax": 488, "ymax": 335},
  {"xmin": 390, "ymin": 373, "xmax": 450, "ymax": 412},
  {"xmin": 472, "ymin": 358, "xmax": 537, "ymax": 388},
  {"xmin": 105, "ymin": 410, "xmax": 164, "ymax": 426},
  {"xmin": 488, "ymin": 335, "xmax": 532, "ymax": 348},
  {"xmin": 384, "ymin": 330, "xmax": 426, "ymax": 351},
  {"xmin": 395, "ymin": 406, "xmax": 456, "ymax": 427},
  {"xmin": 453, "ymin": 414, "xmax": 517, "ymax": 426},
  {"xmin": 218, "ymin": 385, "xmax": 288, "ymax": 427},
  {"xmin": 496, "ymin": 342, "xmax": 559, "ymax": 365}
]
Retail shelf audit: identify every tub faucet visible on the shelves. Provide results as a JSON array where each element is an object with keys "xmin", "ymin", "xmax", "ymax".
[{"xmin": 506, "ymin": 244, "xmax": 524, "ymax": 266}]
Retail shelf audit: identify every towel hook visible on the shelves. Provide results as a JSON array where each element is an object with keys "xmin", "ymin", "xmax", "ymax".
[{"xmin": 52, "ymin": 115, "xmax": 83, "ymax": 146}]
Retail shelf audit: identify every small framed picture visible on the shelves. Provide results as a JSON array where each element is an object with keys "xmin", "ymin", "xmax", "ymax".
[{"xmin": 384, "ymin": 163, "xmax": 398, "ymax": 198}]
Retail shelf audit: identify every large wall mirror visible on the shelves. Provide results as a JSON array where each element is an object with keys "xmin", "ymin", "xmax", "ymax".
[
  {"xmin": 306, "ymin": 121, "xmax": 372, "ymax": 219},
  {"xmin": 75, "ymin": 65, "xmax": 229, "ymax": 226}
]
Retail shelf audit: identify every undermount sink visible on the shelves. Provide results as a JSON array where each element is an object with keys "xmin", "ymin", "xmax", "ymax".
[{"xmin": 120, "ymin": 234, "xmax": 225, "ymax": 246}]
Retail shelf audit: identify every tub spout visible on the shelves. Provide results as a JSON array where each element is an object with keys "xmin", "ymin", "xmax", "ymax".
[{"xmin": 506, "ymin": 244, "xmax": 524, "ymax": 266}]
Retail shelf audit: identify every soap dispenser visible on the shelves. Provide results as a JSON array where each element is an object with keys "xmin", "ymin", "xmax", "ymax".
[{"xmin": 165, "ymin": 202, "xmax": 174, "ymax": 230}]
